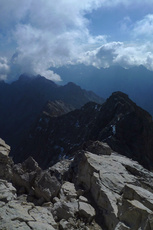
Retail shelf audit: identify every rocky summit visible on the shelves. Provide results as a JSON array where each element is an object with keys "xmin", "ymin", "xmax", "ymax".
[
  {"xmin": 1, "ymin": 137, "xmax": 153, "ymax": 229},
  {"xmin": 15, "ymin": 91, "xmax": 153, "ymax": 170}
]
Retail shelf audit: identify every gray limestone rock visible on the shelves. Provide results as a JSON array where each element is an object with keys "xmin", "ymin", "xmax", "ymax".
[
  {"xmin": 0, "ymin": 179, "xmax": 17, "ymax": 202},
  {"xmin": 22, "ymin": 156, "xmax": 41, "ymax": 173},
  {"xmin": 1, "ymin": 137, "xmax": 153, "ymax": 230},
  {"xmin": 28, "ymin": 221, "xmax": 56, "ymax": 230},
  {"xmin": 0, "ymin": 138, "xmax": 10, "ymax": 158},
  {"xmin": 12, "ymin": 158, "xmax": 61, "ymax": 203},
  {"xmin": 0, "ymin": 197, "xmax": 57, "ymax": 230},
  {"xmin": 73, "ymin": 149, "xmax": 153, "ymax": 230},
  {"xmin": 0, "ymin": 138, "xmax": 13, "ymax": 180},
  {"xmin": 49, "ymin": 159, "xmax": 71, "ymax": 182},
  {"xmin": 79, "ymin": 196, "xmax": 88, "ymax": 203},
  {"xmin": 29, "ymin": 206, "xmax": 57, "ymax": 228},
  {"xmin": 59, "ymin": 219, "xmax": 72, "ymax": 230},
  {"xmin": 34, "ymin": 172, "xmax": 61, "ymax": 201},
  {"xmin": 52, "ymin": 199, "xmax": 78, "ymax": 221},
  {"xmin": 60, "ymin": 182, "xmax": 77, "ymax": 200},
  {"xmin": 83, "ymin": 141, "xmax": 112, "ymax": 156},
  {"xmin": 0, "ymin": 219, "xmax": 31, "ymax": 230},
  {"xmin": 78, "ymin": 201, "xmax": 96, "ymax": 222}
]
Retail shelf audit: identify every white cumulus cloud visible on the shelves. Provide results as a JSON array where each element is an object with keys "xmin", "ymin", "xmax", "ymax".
[
  {"xmin": 79, "ymin": 42, "xmax": 153, "ymax": 70},
  {"xmin": 0, "ymin": 0, "xmax": 108, "ymax": 81},
  {"xmin": 0, "ymin": 57, "xmax": 10, "ymax": 80},
  {"xmin": 1, "ymin": 0, "xmax": 153, "ymax": 81},
  {"xmin": 132, "ymin": 14, "xmax": 153, "ymax": 39}
]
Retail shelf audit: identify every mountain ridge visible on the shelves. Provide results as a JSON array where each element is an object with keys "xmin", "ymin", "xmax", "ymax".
[
  {"xmin": 50, "ymin": 64, "xmax": 153, "ymax": 115},
  {"xmin": 0, "ymin": 74, "xmax": 104, "ymax": 152},
  {"xmin": 14, "ymin": 91, "xmax": 153, "ymax": 170}
]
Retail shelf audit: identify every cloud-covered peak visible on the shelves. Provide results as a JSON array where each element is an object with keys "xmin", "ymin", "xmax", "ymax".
[{"xmin": 1, "ymin": 0, "xmax": 153, "ymax": 81}]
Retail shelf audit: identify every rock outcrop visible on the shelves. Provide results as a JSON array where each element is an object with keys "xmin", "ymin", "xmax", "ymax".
[
  {"xmin": 1, "ymin": 138, "xmax": 153, "ymax": 229},
  {"xmin": 0, "ymin": 138, "xmax": 13, "ymax": 180},
  {"xmin": 0, "ymin": 138, "xmax": 102, "ymax": 229},
  {"xmin": 70, "ymin": 149, "xmax": 153, "ymax": 229}
]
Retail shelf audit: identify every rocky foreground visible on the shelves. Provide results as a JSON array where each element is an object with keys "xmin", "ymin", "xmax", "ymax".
[{"xmin": 1, "ymin": 138, "xmax": 153, "ymax": 229}]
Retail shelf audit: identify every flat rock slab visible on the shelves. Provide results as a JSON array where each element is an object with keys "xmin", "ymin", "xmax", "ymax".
[
  {"xmin": 79, "ymin": 201, "xmax": 96, "ymax": 222},
  {"xmin": 0, "ymin": 199, "xmax": 57, "ymax": 230},
  {"xmin": 28, "ymin": 221, "xmax": 56, "ymax": 230},
  {"xmin": 75, "ymin": 150, "xmax": 153, "ymax": 230}
]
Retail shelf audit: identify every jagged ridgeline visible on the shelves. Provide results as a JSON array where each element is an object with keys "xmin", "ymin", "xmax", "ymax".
[
  {"xmin": 0, "ymin": 74, "xmax": 104, "ymax": 152},
  {"xmin": 15, "ymin": 91, "xmax": 153, "ymax": 170},
  {"xmin": 1, "ymin": 74, "xmax": 153, "ymax": 229}
]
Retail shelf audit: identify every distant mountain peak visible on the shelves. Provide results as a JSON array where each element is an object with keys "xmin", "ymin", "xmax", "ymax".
[
  {"xmin": 15, "ymin": 91, "xmax": 153, "ymax": 170},
  {"xmin": 19, "ymin": 73, "xmax": 33, "ymax": 79},
  {"xmin": 0, "ymin": 74, "xmax": 104, "ymax": 153},
  {"xmin": 50, "ymin": 64, "xmax": 153, "ymax": 115}
]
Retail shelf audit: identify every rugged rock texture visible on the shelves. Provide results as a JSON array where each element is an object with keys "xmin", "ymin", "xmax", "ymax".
[
  {"xmin": 0, "ymin": 138, "xmax": 13, "ymax": 180},
  {"xmin": 91, "ymin": 91, "xmax": 153, "ymax": 169},
  {"xmin": 0, "ymin": 198, "xmax": 57, "ymax": 230},
  {"xmin": 70, "ymin": 150, "xmax": 153, "ymax": 229},
  {"xmin": 15, "ymin": 101, "xmax": 103, "ymax": 167},
  {"xmin": 2, "ymin": 138, "xmax": 153, "ymax": 229},
  {"xmin": 16, "ymin": 92, "xmax": 153, "ymax": 170},
  {"xmin": 42, "ymin": 100, "xmax": 75, "ymax": 117},
  {"xmin": 12, "ymin": 157, "xmax": 61, "ymax": 203},
  {"xmin": 0, "ymin": 138, "xmax": 103, "ymax": 229}
]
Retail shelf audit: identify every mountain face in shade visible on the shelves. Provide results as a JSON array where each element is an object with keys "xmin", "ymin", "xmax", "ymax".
[
  {"xmin": 14, "ymin": 91, "xmax": 153, "ymax": 170},
  {"xmin": 51, "ymin": 64, "xmax": 153, "ymax": 116},
  {"xmin": 0, "ymin": 74, "xmax": 104, "ymax": 151}
]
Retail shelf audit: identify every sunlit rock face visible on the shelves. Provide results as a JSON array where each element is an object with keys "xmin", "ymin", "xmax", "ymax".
[
  {"xmin": 0, "ymin": 138, "xmax": 13, "ymax": 181},
  {"xmin": 1, "ymin": 139, "xmax": 153, "ymax": 229},
  {"xmin": 69, "ymin": 148, "xmax": 153, "ymax": 230},
  {"xmin": 16, "ymin": 91, "xmax": 153, "ymax": 170}
]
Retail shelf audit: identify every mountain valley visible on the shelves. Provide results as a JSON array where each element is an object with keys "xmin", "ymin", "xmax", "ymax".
[{"xmin": 1, "ymin": 74, "xmax": 153, "ymax": 229}]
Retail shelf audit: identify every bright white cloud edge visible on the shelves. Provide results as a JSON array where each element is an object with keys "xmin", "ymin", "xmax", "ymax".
[{"xmin": 0, "ymin": 0, "xmax": 153, "ymax": 81}]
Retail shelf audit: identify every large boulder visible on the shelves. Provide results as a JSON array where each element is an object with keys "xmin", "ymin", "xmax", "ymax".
[
  {"xmin": 49, "ymin": 159, "xmax": 72, "ymax": 182},
  {"xmin": 0, "ymin": 179, "xmax": 16, "ymax": 202},
  {"xmin": 78, "ymin": 201, "xmax": 96, "ymax": 222},
  {"xmin": 60, "ymin": 182, "xmax": 77, "ymax": 200},
  {"xmin": 82, "ymin": 140, "xmax": 111, "ymax": 156},
  {"xmin": 12, "ymin": 156, "xmax": 61, "ymax": 202},
  {"xmin": 0, "ymin": 138, "xmax": 13, "ymax": 180},
  {"xmin": 34, "ymin": 171, "xmax": 61, "ymax": 201},
  {"xmin": 71, "ymin": 147, "xmax": 153, "ymax": 230}
]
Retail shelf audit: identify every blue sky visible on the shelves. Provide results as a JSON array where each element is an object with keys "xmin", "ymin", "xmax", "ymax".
[
  {"xmin": 86, "ymin": 4, "xmax": 152, "ymax": 41},
  {"xmin": 0, "ymin": 0, "xmax": 153, "ymax": 81}
]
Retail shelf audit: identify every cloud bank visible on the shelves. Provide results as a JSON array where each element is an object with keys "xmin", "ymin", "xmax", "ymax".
[
  {"xmin": 0, "ymin": 0, "xmax": 153, "ymax": 81},
  {"xmin": 79, "ymin": 42, "xmax": 153, "ymax": 70}
]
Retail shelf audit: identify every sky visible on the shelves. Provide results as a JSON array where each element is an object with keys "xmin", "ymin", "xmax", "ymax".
[{"xmin": 1, "ymin": 0, "xmax": 153, "ymax": 82}]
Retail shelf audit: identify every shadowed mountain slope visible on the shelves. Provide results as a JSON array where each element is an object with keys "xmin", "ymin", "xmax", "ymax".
[
  {"xmin": 51, "ymin": 64, "xmax": 153, "ymax": 116},
  {"xmin": 14, "ymin": 91, "xmax": 153, "ymax": 170},
  {"xmin": 0, "ymin": 74, "xmax": 104, "ymax": 151}
]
